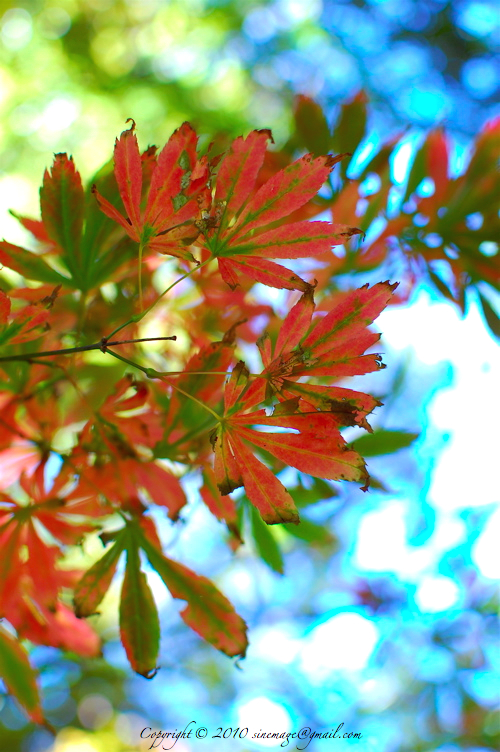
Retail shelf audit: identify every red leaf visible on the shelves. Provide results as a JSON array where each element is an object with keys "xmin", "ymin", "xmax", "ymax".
[
  {"xmin": 227, "ymin": 221, "xmax": 362, "ymax": 259},
  {"xmin": 274, "ymin": 287, "xmax": 315, "ymax": 355},
  {"xmin": 200, "ymin": 467, "xmax": 242, "ymax": 543},
  {"xmin": 113, "ymin": 120, "xmax": 143, "ymax": 234},
  {"xmin": 93, "ymin": 121, "xmax": 204, "ymax": 255},
  {"xmin": 10, "ymin": 600, "xmax": 101, "ymax": 657},
  {"xmin": 74, "ymin": 535, "xmax": 126, "ymax": 618},
  {"xmin": 235, "ymin": 423, "xmax": 367, "ymax": 484},
  {"xmin": 301, "ymin": 281, "xmax": 397, "ymax": 360},
  {"xmin": 145, "ymin": 122, "xmax": 198, "ymax": 230},
  {"xmin": 133, "ymin": 462, "xmax": 187, "ymax": 520},
  {"xmin": 215, "ymin": 129, "xmax": 272, "ymax": 220},
  {"xmin": 91, "ymin": 184, "xmax": 139, "ymax": 239},
  {"xmin": 206, "ymin": 139, "xmax": 355, "ymax": 290},
  {"xmin": 228, "ymin": 431, "xmax": 300, "ymax": 525},
  {"xmin": 9, "ymin": 212, "xmax": 52, "ymax": 245},
  {"xmin": 224, "ymin": 360, "xmax": 250, "ymax": 413},
  {"xmin": 426, "ymin": 129, "xmax": 449, "ymax": 210},
  {"xmin": 230, "ymin": 153, "xmax": 342, "ymax": 238},
  {"xmin": 218, "ymin": 256, "xmax": 313, "ymax": 291},
  {"xmin": 143, "ymin": 540, "xmax": 248, "ymax": 658},
  {"xmin": 212, "ymin": 427, "xmax": 243, "ymax": 495},
  {"xmin": 0, "ymin": 290, "xmax": 10, "ymax": 325}
]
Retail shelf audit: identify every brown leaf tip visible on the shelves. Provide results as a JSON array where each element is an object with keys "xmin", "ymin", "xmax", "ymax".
[
  {"xmin": 257, "ymin": 128, "xmax": 274, "ymax": 144},
  {"xmin": 140, "ymin": 666, "xmax": 160, "ymax": 680},
  {"xmin": 325, "ymin": 152, "xmax": 352, "ymax": 168}
]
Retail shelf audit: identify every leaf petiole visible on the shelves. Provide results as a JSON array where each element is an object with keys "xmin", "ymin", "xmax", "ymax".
[
  {"xmin": 105, "ymin": 348, "xmax": 223, "ymax": 422},
  {"xmin": 105, "ymin": 255, "xmax": 213, "ymax": 340}
]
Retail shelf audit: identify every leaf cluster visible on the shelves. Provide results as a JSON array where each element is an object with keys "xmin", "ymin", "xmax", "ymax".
[{"xmin": 0, "ymin": 95, "xmax": 497, "ymax": 725}]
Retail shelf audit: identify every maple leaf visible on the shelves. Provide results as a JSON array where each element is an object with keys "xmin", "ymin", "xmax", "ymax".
[
  {"xmin": 119, "ymin": 526, "xmax": 160, "ymax": 678},
  {"xmin": 207, "ymin": 282, "xmax": 397, "ymax": 521},
  {"xmin": 199, "ymin": 130, "xmax": 361, "ymax": 291},
  {"xmin": 72, "ymin": 457, "xmax": 187, "ymax": 521},
  {"xmin": 142, "ymin": 529, "xmax": 248, "ymax": 659},
  {"xmin": 0, "ymin": 464, "xmax": 101, "ymax": 656},
  {"xmin": 74, "ymin": 516, "xmax": 248, "ymax": 673},
  {"xmin": 0, "ymin": 288, "xmax": 52, "ymax": 347},
  {"xmin": 200, "ymin": 466, "xmax": 242, "ymax": 544},
  {"xmin": 40, "ymin": 153, "xmax": 85, "ymax": 264},
  {"xmin": 92, "ymin": 120, "xmax": 209, "ymax": 262},
  {"xmin": 210, "ymin": 362, "xmax": 368, "ymax": 525},
  {"xmin": 242, "ymin": 282, "xmax": 397, "ymax": 429},
  {"xmin": 78, "ymin": 375, "xmax": 163, "ymax": 459}
]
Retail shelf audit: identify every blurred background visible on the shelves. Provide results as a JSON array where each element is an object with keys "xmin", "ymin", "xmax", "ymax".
[{"xmin": 0, "ymin": 0, "xmax": 498, "ymax": 751}]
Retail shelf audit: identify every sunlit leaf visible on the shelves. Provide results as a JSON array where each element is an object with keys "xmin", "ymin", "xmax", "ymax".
[
  {"xmin": 142, "ymin": 536, "xmax": 248, "ymax": 658},
  {"xmin": 74, "ymin": 533, "xmax": 126, "ymax": 618}
]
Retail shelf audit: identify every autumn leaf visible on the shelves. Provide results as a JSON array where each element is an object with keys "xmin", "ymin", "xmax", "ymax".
[
  {"xmin": 206, "ymin": 283, "xmax": 398, "ymax": 519},
  {"xmin": 242, "ymin": 282, "xmax": 396, "ymax": 423},
  {"xmin": 141, "ymin": 530, "xmax": 248, "ymax": 658},
  {"xmin": 92, "ymin": 120, "xmax": 209, "ymax": 261},
  {"xmin": 74, "ymin": 533, "xmax": 126, "ymax": 618},
  {"xmin": 119, "ymin": 529, "xmax": 160, "ymax": 678},
  {"xmin": 40, "ymin": 153, "xmax": 85, "ymax": 274},
  {"xmin": 211, "ymin": 364, "xmax": 360, "ymax": 524},
  {"xmin": 73, "ymin": 457, "xmax": 187, "ymax": 520},
  {"xmin": 0, "ymin": 288, "xmax": 53, "ymax": 347},
  {"xmin": 202, "ymin": 136, "xmax": 359, "ymax": 290},
  {"xmin": 200, "ymin": 466, "xmax": 242, "ymax": 543}
]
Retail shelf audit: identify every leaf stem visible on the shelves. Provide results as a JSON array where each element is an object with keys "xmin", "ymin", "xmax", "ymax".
[
  {"xmin": 106, "ymin": 256, "xmax": 213, "ymax": 340},
  {"xmin": 138, "ymin": 242, "xmax": 144, "ymax": 310},
  {"xmin": 105, "ymin": 348, "xmax": 223, "ymax": 422}
]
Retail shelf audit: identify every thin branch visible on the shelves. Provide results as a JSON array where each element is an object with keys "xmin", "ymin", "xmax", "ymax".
[{"xmin": 0, "ymin": 336, "xmax": 176, "ymax": 364}]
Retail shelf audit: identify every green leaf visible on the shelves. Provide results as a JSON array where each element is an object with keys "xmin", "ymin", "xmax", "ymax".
[
  {"xmin": 351, "ymin": 429, "xmax": 419, "ymax": 456},
  {"xmin": 332, "ymin": 91, "xmax": 367, "ymax": 177},
  {"xmin": 74, "ymin": 533, "xmax": 126, "ymax": 617},
  {"xmin": 141, "ymin": 535, "xmax": 248, "ymax": 658},
  {"xmin": 404, "ymin": 139, "xmax": 428, "ymax": 203},
  {"xmin": 478, "ymin": 292, "xmax": 500, "ymax": 340},
  {"xmin": 293, "ymin": 95, "xmax": 332, "ymax": 156},
  {"xmin": 428, "ymin": 268, "xmax": 456, "ymax": 303},
  {"xmin": 288, "ymin": 478, "xmax": 337, "ymax": 507},
  {"xmin": 250, "ymin": 504, "xmax": 284, "ymax": 574},
  {"xmin": 0, "ymin": 625, "xmax": 46, "ymax": 726},
  {"xmin": 284, "ymin": 517, "xmax": 338, "ymax": 548},
  {"xmin": 40, "ymin": 154, "xmax": 85, "ymax": 286},
  {"xmin": 0, "ymin": 241, "xmax": 71, "ymax": 286},
  {"xmin": 119, "ymin": 532, "xmax": 160, "ymax": 678}
]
